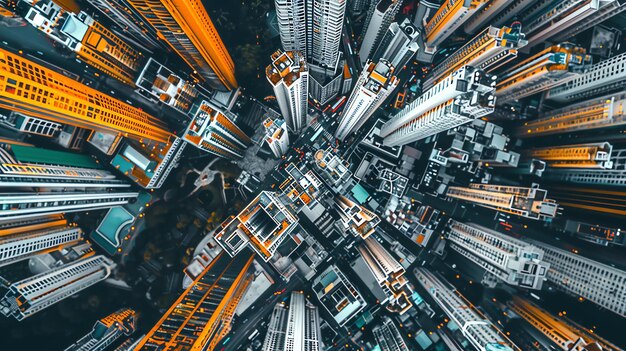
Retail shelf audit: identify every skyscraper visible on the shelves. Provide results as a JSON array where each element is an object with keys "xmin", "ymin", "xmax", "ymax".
[
  {"xmin": 215, "ymin": 191, "xmax": 299, "ymax": 262},
  {"xmin": 264, "ymin": 117, "xmax": 290, "ymax": 158},
  {"xmin": 446, "ymin": 221, "xmax": 549, "ymax": 289},
  {"xmin": 446, "ymin": 183, "xmax": 559, "ymax": 221},
  {"xmin": 371, "ymin": 19, "xmax": 420, "ymax": 73},
  {"xmin": 0, "ymin": 217, "xmax": 83, "ymax": 267},
  {"xmin": 508, "ymin": 296, "xmax": 621, "ymax": 351},
  {"xmin": 183, "ymin": 100, "xmax": 252, "ymax": 160},
  {"xmin": 22, "ymin": 0, "xmax": 143, "ymax": 86},
  {"xmin": 496, "ymin": 43, "xmax": 591, "ymax": 104},
  {"xmin": 335, "ymin": 195, "xmax": 381, "ymax": 239},
  {"xmin": 357, "ymin": 236, "xmax": 412, "ymax": 314},
  {"xmin": 275, "ymin": 0, "xmax": 308, "ymax": 56},
  {"xmin": 380, "ymin": 66, "xmax": 496, "ymax": 147},
  {"xmin": 0, "ymin": 255, "xmax": 115, "ymax": 320},
  {"xmin": 64, "ymin": 308, "xmax": 137, "ymax": 351},
  {"xmin": 373, "ymin": 317, "xmax": 410, "ymax": 351},
  {"xmin": 335, "ymin": 60, "xmax": 398, "ymax": 141},
  {"xmin": 358, "ymin": 0, "xmax": 402, "ymax": 65},
  {"xmin": 546, "ymin": 52, "xmax": 626, "ymax": 102},
  {"xmin": 524, "ymin": 142, "xmax": 613, "ymax": 169},
  {"xmin": 414, "ymin": 268, "xmax": 519, "ymax": 351},
  {"xmin": 0, "ymin": 48, "xmax": 173, "ymax": 143},
  {"xmin": 517, "ymin": 92, "xmax": 626, "ymax": 138},
  {"xmin": 422, "ymin": 24, "xmax": 527, "ymax": 90},
  {"xmin": 312, "ymin": 265, "xmax": 366, "ymax": 327},
  {"xmin": 135, "ymin": 252, "xmax": 254, "ymax": 351},
  {"xmin": 262, "ymin": 291, "xmax": 323, "ymax": 351},
  {"xmin": 526, "ymin": 238, "xmax": 626, "ymax": 317},
  {"xmin": 126, "ymin": 0, "xmax": 237, "ymax": 91},
  {"xmin": 422, "ymin": 0, "xmax": 490, "ymax": 55},
  {"xmin": 266, "ymin": 50, "xmax": 309, "ymax": 132}
]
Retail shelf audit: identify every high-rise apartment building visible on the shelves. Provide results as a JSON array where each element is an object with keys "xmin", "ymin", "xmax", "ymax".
[
  {"xmin": 520, "ymin": 0, "xmax": 626, "ymax": 48},
  {"xmin": 183, "ymin": 100, "xmax": 251, "ymax": 160},
  {"xmin": 22, "ymin": 0, "xmax": 143, "ymax": 86},
  {"xmin": 0, "ymin": 217, "xmax": 83, "ymax": 267},
  {"xmin": 508, "ymin": 296, "xmax": 621, "ymax": 351},
  {"xmin": 135, "ymin": 58, "xmax": 199, "ymax": 114},
  {"xmin": 373, "ymin": 317, "xmax": 410, "ymax": 351},
  {"xmin": 215, "ymin": 191, "xmax": 299, "ymax": 262},
  {"xmin": 264, "ymin": 117, "xmax": 290, "ymax": 158},
  {"xmin": 446, "ymin": 221, "xmax": 549, "ymax": 289},
  {"xmin": 525, "ymin": 238, "xmax": 626, "ymax": 317},
  {"xmin": 423, "ymin": 24, "xmax": 527, "ymax": 90},
  {"xmin": 357, "ymin": 236, "xmax": 412, "ymax": 314},
  {"xmin": 525, "ymin": 142, "xmax": 613, "ymax": 170},
  {"xmin": 0, "ymin": 141, "xmax": 129, "ymax": 189},
  {"xmin": 517, "ymin": 92, "xmax": 626, "ymax": 138},
  {"xmin": 0, "ymin": 255, "xmax": 115, "ymax": 320},
  {"xmin": 266, "ymin": 50, "xmax": 309, "ymax": 132},
  {"xmin": 371, "ymin": 19, "xmax": 420, "ymax": 73},
  {"xmin": 380, "ymin": 66, "xmax": 496, "ymax": 147},
  {"xmin": 0, "ymin": 48, "xmax": 173, "ymax": 143},
  {"xmin": 462, "ymin": 0, "xmax": 519, "ymax": 34},
  {"xmin": 496, "ymin": 44, "xmax": 591, "ymax": 104},
  {"xmin": 135, "ymin": 252, "xmax": 254, "ymax": 351},
  {"xmin": 358, "ymin": 0, "xmax": 402, "ymax": 65},
  {"xmin": 262, "ymin": 291, "xmax": 323, "ymax": 351},
  {"xmin": 126, "ymin": 0, "xmax": 237, "ymax": 91},
  {"xmin": 84, "ymin": 0, "xmax": 161, "ymax": 50},
  {"xmin": 335, "ymin": 60, "xmax": 398, "ymax": 141},
  {"xmin": 275, "ymin": 0, "xmax": 346, "ymax": 70},
  {"xmin": 446, "ymin": 183, "xmax": 559, "ymax": 221},
  {"xmin": 335, "ymin": 195, "xmax": 380, "ymax": 239},
  {"xmin": 546, "ymin": 52, "xmax": 626, "ymax": 102},
  {"xmin": 64, "ymin": 308, "xmax": 137, "ymax": 351},
  {"xmin": 422, "ymin": 0, "xmax": 490, "ymax": 54},
  {"xmin": 414, "ymin": 268, "xmax": 519, "ymax": 351},
  {"xmin": 539, "ymin": 147, "xmax": 626, "ymax": 188},
  {"xmin": 313, "ymin": 265, "xmax": 366, "ymax": 327}
]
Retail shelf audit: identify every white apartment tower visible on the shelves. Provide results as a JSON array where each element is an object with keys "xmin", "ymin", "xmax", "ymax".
[
  {"xmin": 371, "ymin": 19, "xmax": 420, "ymax": 73},
  {"xmin": 65, "ymin": 308, "xmax": 137, "ymax": 351},
  {"xmin": 373, "ymin": 317, "xmax": 410, "ymax": 351},
  {"xmin": 266, "ymin": 50, "xmax": 309, "ymax": 132},
  {"xmin": 526, "ymin": 239, "xmax": 626, "ymax": 317},
  {"xmin": 446, "ymin": 183, "xmax": 559, "ymax": 221},
  {"xmin": 262, "ymin": 291, "xmax": 323, "ymax": 351},
  {"xmin": 380, "ymin": 66, "xmax": 496, "ymax": 147},
  {"xmin": 446, "ymin": 221, "xmax": 549, "ymax": 289},
  {"xmin": 335, "ymin": 60, "xmax": 399, "ymax": 141},
  {"xmin": 264, "ymin": 117, "xmax": 290, "ymax": 158},
  {"xmin": 275, "ymin": 0, "xmax": 346, "ymax": 70},
  {"xmin": 0, "ymin": 219, "xmax": 83, "ymax": 267},
  {"xmin": 0, "ymin": 255, "xmax": 115, "ymax": 320},
  {"xmin": 414, "ymin": 268, "xmax": 519, "ymax": 351},
  {"xmin": 359, "ymin": 0, "xmax": 402, "ymax": 65}
]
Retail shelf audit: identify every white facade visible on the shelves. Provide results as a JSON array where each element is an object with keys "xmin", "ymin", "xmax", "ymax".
[
  {"xmin": 0, "ymin": 192, "xmax": 139, "ymax": 222},
  {"xmin": 307, "ymin": 0, "xmax": 346, "ymax": 69},
  {"xmin": 371, "ymin": 19, "xmax": 419, "ymax": 72},
  {"xmin": 262, "ymin": 291, "xmax": 322, "ymax": 351},
  {"xmin": 0, "ymin": 225, "xmax": 83, "ymax": 267},
  {"xmin": 380, "ymin": 66, "xmax": 495, "ymax": 147},
  {"xmin": 423, "ymin": 25, "xmax": 527, "ymax": 90},
  {"xmin": 373, "ymin": 317, "xmax": 409, "ymax": 351},
  {"xmin": 0, "ymin": 255, "xmax": 115, "ymax": 320},
  {"xmin": 335, "ymin": 60, "xmax": 398, "ymax": 140},
  {"xmin": 526, "ymin": 239, "xmax": 626, "ymax": 317},
  {"xmin": 264, "ymin": 117, "xmax": 290, "ymax": 158},
  {"xmin": 275, "ymin": 0, "xmax": 346, "ymax": 70},
  {"xmin": 422, "ymin": 0, "xmax": 490, "ymax": 51},
  {"xmin": 546, "ymin": 52, "xmax": 626, "ymax": 102},
  {"xmin": 446, "ymin": 183, "xmax": 558, "ymax": 221},
  {"xmin": 446, "ymin": 221, "xmax": 548, "ymax": 289},
  {"xmin": 414, "ymin": 268, "xmax": 518, "ymax": 351},
  {"xmin": 275, "ymin": 0, "xmax": 308, "ymax": 56},
  {"xmin": 267, "ymin": 50, "xmax": 309, "ymax": 132},
  {"xmin": 359, "ymin": 0, "xmax": 402, "ymax": 65}
]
